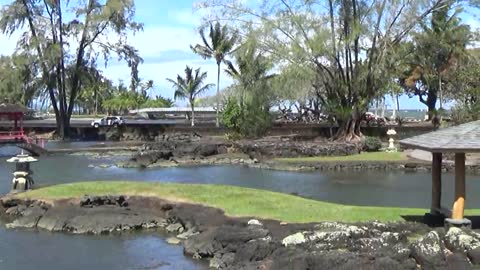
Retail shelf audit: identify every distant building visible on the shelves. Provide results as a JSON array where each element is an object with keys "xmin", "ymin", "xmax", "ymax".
[{"xmin": 129, "ymin": 107, "xmax": 216, "ymax": 120}]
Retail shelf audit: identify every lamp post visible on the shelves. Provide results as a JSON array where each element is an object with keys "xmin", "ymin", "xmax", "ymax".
[
  {"xmin": 7, "ymin": 153, "xmax": 38, "ymax": 193},
  {"xmin": 387, "ymin": 129, "xmax": 397, "ymax": 152}
]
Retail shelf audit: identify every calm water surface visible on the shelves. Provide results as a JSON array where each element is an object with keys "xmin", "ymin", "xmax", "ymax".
[{"xmin": 0, "ymin": 143, "xmax": 477, "ymax": 269}]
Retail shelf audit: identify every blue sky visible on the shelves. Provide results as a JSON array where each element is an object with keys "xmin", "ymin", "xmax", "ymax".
[
  {"xmin": 0, "ymin": 0, "xmax": 478, "ymax": 110},
  {"xmin": 0, "ymin": 0, "xmax": 227, "ymax": 105}
]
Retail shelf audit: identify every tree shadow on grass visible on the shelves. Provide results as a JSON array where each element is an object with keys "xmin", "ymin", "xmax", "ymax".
[{"xmin": 402, "ymin": 214, "xmax": 480, "ymax": 229}]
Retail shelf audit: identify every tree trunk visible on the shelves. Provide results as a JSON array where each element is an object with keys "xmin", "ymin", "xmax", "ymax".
[
  {"xmin": 333, "ymin": 112, "xmax": 363, "ymax": 143},
  {"xmin": 438, "ymin": 74, "xmax": 443, "ymax": 110},
  {"xmin": 381, "ymin": 97, "xmax": 386, "ymax": 118},
  {"xmin": 216, "ymin": 63, "xmax": 221, "ymax": 127},
  {"xmin": 391, "ymin": 94, "xmax": 397, "ymax": 119},
  {"xmin": 426, "ymin": 93, "xmax": 437, "ymax": 120},
  {"xmin": 94, "ymin": 87, "xmax": 98, "ymax": 116},
  {"xmin": 396, "ymin": 94, "xmax": 400, "ymax": 114},
  {"xmin": 191, "ymin": 102, "xmax": 195, "ymax": 127}
]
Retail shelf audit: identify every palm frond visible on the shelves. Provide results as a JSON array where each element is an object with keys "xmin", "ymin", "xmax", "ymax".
[
  {"xmin": 224, "ymin": 60, "xmax": 239, "ymax": 78},
  {"xmin": 195, "ymin": 83, "xmax": 215, "ymax": 97},
  {"xmin": 199, "ymin": 27, "xmax": 213, "ymax": 51},
  {"xmin": 166, "ymin": 78, "xmax": 186, "ymax": 101},
  {"xmin": 191, "ymin": 44, "xmax": 213, "ymax": 59}
]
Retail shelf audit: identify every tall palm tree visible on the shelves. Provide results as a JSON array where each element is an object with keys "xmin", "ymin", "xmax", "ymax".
[
  {"xmin": 166, "ymin": 66, "xmax": 214, "ymax": 126},
  {"xmin": 191, "ymin": 22, "xmax": 238, "ymax": 127}
]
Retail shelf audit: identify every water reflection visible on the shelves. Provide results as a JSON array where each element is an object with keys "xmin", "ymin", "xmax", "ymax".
[
  {"xmin": 0, "ymin": 146, "xmax": 474, "ymax": 208},
  {"xmin": 0, "ymin": 227, "xmax": 204, "ymax": 270},
  {"xmin": 0, "ymin": 143, "xmax": 477, "ymax": 270}
]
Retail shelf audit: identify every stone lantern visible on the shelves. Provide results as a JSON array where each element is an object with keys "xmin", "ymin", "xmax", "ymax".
[
  {"xmin": 6, "ymin": 153, "xmax": 38, "ymax": 192},
  {"xmin": 386, "ymin": 129, "xmax": 397, "ymax": 152}
]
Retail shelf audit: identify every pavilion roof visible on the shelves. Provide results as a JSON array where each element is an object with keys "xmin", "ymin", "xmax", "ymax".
[
  {"xmin": 0, "ymin": 103, "xmax": 29, "ymax": 113},
  {"xmin": 400, "ymin": 120, "xmax": 480, "ymax": 153}
]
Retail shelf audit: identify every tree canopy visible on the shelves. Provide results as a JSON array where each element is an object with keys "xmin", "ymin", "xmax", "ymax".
[
  {"xmin": 0, "ymin": 0, "xmax": 143, "ymax": 138},
  {"xmin": 198, "ymin": 0, "xmax": 462, "ymax": 141},
  {"xmin": 398, "ymin": 0, "xmax": 472, "ymax": 119}
]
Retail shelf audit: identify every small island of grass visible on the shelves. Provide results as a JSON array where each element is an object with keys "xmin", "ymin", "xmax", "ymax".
[
  {"xmin": 12, "ymin": 181, "xmax": 480, "ymax": 223},
  {"xmin": 6, "ymin": 181, "xmax": 480, "ymax": 269}
]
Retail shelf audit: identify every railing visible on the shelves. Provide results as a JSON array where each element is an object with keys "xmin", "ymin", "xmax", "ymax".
[
  {"xmin": 0, "ymin": 131, "xmax": 25, "ymax": 140},
  {"xmin": 0, "ymin": 131, "xmax": 47, "ymax": 147}
]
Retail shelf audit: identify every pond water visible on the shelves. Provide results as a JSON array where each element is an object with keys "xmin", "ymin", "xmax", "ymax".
[{"xmin": 0, "ymin": 143, "xmax": 478, "ymax": 269}]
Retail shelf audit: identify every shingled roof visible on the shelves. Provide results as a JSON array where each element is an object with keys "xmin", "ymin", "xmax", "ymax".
[
  {"xmin": 0, "ymin": 103, "xmax": 29, "ymax": 113},
  {"xmin": 400, "ymin": 120, "xmax": 480, "ymax": 153}
]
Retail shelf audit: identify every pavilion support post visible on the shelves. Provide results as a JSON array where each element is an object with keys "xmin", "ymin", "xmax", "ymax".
[
  {"xmin": 431, "ymin": 152, "xmax": 442, "ymax": 213},
  {"xmin": 20, "ymin": 115, "xmax": 23, "ymax": 134},
  {"xmin": 452, "ymin": 153, "xmax": 466, "ymax": 220}
]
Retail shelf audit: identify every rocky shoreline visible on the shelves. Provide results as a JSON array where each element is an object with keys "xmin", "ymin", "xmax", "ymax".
[
  {"xmin": 113, "ymin": 133, "xmax": 360, "ymax": 169},
  {"xmin": 66, "ymin": 133, "xmax": 480, "ymax": 174},
  {"xmin": 1, "ymin": 195, "xmax": 480, "ymax": 269},
  {"xmin": 255, "ymin": 160, "xmax": 480, "ymax": 174}
]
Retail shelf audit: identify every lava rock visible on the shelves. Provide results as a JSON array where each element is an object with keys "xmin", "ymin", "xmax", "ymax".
[
  {"xmin": 282, "ymin": 232, "xmax": 306, "ymax": 247},
  {"xmin": 177, "ymin": 229, "xmax": 199, "ymax": 240},
  {"xmin": 446, "ymin": 253, "xmax": 471, "ymax": 270},
  {"xmin": 445, "ymin": 227, "xmax": 480, "ymax": 254},
  {"xmin": 6, "ymin": 205, "xmax": 45, "ymax": 229},
  {"xmin": 166, "ymin": 237, "xmax": 181, "ymax": 245},
  {"xmin": 166, "ymin": 223, "xmax": 184, "ymax": 233},
  {"xmin": 467, "ymin": 247, "xmax": 480, "ymax": 265},
  {"xmin": 184, "ymin": 228, "xmax": 218, "ymax": 258},
  {"xmin": 247, "ymin": 219, "xmax": 263, "ymax": 226},
  {"xmin": 411, "ymin": 231, "xmax": 447, "ymax": 269}
]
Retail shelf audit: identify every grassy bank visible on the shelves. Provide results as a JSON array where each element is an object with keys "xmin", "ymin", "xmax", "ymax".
[
  {"xmin": 13, "ymin": 181, "xmax": 480, "ymax": 223},
  {"xmin": 276, "ymin": 151, "xmax": 407, "ymax": 163}
]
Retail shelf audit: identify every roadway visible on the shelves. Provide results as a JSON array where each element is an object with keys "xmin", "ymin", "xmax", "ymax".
[
  {"xmin": 0, "ymin": 118, "xmax": 432, "ymax": 129},
  {"xmin": 0, "ymin": 118, "xmax": 213, "ymax": 128}
]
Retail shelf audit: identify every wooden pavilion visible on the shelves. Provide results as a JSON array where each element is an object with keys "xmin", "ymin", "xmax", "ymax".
[{"xmin": 400, "ymin": 120, "xmax": 480, "ymax": 226}]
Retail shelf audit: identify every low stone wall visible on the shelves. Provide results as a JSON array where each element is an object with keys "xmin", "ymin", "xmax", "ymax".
[
  {"xmin": 258, "ymin": 160, "xmax": 480, "ymax": 174},
  {"xmin": 13, "ymin": 123, "xmax": 435, "ymax": 141}
]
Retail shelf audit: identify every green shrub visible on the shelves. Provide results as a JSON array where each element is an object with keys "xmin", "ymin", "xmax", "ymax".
[
  {"xmin": 222, "ymin": 97, "xmax": 243, "ymax": 133},
  {"xmin": 363, "ymin": 136, "xmax": 382, "ymax": 152},
  {"xmin": 239, "ymin": 104, "xmax": 271, "ymax": 137},
  {"xmin": 451, "ymin": 103, "xmax": 479, "ymax": 124},
  {"xmin": 222, "ymin": 97, "xmax": 271, "ymax": 139}
]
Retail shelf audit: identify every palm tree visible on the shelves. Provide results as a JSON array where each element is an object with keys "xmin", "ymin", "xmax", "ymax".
[
  {"xmin": 167, "ymin": 66, "xmax": 214, "ymax": 126},
  {"xmin": 191, "ymin": 22, "xmax": 238, "ymax": 127},
  {"xmin": 224, "ymin": 44, "xmax": 275, "ymax": 108}
]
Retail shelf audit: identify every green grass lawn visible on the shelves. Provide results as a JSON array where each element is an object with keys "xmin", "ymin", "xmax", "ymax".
[
  {"xmin": 276, "ymin": 151, "xmax": 407, "ymax": 163},
  {"xmin": 14, "ymin": 181, "xmax": 480, "ymax": 223}
]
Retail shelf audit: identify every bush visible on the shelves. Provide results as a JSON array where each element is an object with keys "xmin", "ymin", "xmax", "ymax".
[
  {"xmin": 222, "ymin": 97, "xmax": 271, "ymax": 139},
  {"xmin": 222, "ymin": 97, "xmax": 243, "ymax": 133},
  {"xmin": 363, "ymin": 136, "xmax": 382, "ymax": 152},
  {"xmin": 451, "ymin": 104, "xmax": 479, "ymax": 124}
]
